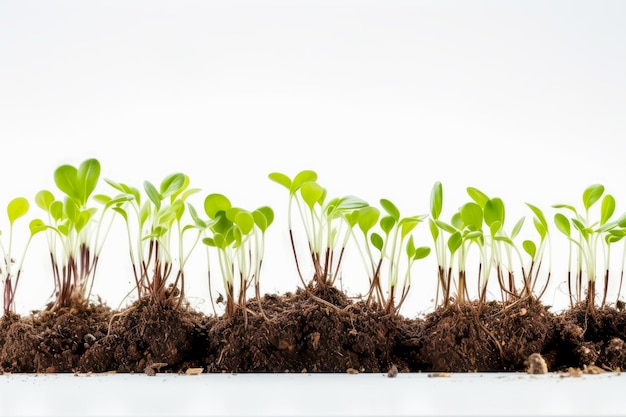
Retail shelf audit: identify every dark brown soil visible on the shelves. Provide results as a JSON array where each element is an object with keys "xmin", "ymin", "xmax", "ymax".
[{"xmin": 2, "ymin": 286, "xmax": 626, "ymax": 374}]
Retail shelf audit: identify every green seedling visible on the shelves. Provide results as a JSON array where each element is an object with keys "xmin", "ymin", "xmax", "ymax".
[
  {"xmin": 104, "ymin": 172, "xmax": 201, "ymax": 307},
  {"xmin": 352, "ymin": 199, "xmax": 429, "ymax": 314},
  {"xmin": 269, "ymin": 170, "xmax": 367, "ymax": 292},
  {"xmin": 553, "ymin": 184, "xmax": 620, "ymax": 311},
  {"xmin": 1, "ymin": 198, "xmax": 43, "ymax": 315},
  {"xmin": 35, "ymin": 158, "xmax": 119, "ymax": 310},
  {"xmin": 429, "ymin": 184, "xmax": 547, "ymax": 307},
  {"xmin": 202, "ymin": 193, "xmax": 273, "ymax": 322}
]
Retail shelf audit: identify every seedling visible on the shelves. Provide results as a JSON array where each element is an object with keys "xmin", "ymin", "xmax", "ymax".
[
  {"xmin": 553, "ymin": 184, "xmax": 621, "ymax": 311},
  {"xmin": 0, "ymin": 198, "xmax": 43, "ymax": 315},
  {"xmin": 429, "ymin": 183, "xmax": 550, "ymax": 307},
  {"xmin": 201, "ymin": 193, "xmax": 273, "ymax": 321},
  {"xmin": 269, "ymin": 170, "xmax": 367, "ymax": 292},
  {"xmin": 352, "ymin": 199, "xmax": 429, "ymax": 314},
  {"xmin": 104, "ymin": 172, "xmax": 200, "ymax": 307},
  {"xmin": 34, "ymin": 158, "xmax": 119, "ymax": 310}
]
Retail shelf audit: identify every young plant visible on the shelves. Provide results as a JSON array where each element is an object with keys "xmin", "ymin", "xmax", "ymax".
[
  {"xmin": 35, "ymin": 158, "xmax": 116, "ymax": 310},
  {"xmin": 269, "ymin": 170, "xmax": 367, "ymax": 292},
  {"xmin": 520, "ymin": 203, "xmax": 552, "ymax": 300},
  {"xmin": 352, "ymin": 199, "xmax": 429, "ymax": 314},
  {"xmin": 201, "ymin": 193, "xmax": 273, "ymax": 321},
  {"xmin": 553, "ymin": 184, "xmax": 619, "ymax": 311},
  {"xmin": 104, "ymin": 172, "xmax": 201, "ymax": 307},
  {"xmin": 1, "ymin": 198, "xmax": 43, "ymax": 315}
]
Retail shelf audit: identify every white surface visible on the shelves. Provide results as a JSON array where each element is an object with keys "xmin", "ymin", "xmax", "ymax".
[
  {"xmin": 1, "ymin": 1, "xmax": 626, "ymax": 318},
  {"xmin": 1, "ymin": 372, "xmax": 625, "ymax": 417}
]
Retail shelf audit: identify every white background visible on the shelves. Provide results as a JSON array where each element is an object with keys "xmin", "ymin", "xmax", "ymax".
[{"xmin": 1, "ymin": 1, "xmax": 626, "ymax": 318}]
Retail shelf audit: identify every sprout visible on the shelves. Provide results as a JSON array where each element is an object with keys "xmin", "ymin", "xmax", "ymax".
[
  {"xmin": 0, "ymin": 198, "xmax": 43, "ymax": 315},
  {"xmin": 352, "ymin": 199, "xmax": 429, "ymax": 314},
  {"xmin": 553, "ymin": 184, "xmax": 620, "ymax": 311},
  {"xmin": 201, "ymin": 193, "xmax": 273, "ymax": 322},
  {"xmin": 269, "ymin": 170, "xmax": 367, "ymax": 293},
  {"xmin": 104, "ymin": 172, "xmax": 201, "ymax": 307},
  {"xmin": 34, "ymin": 158, "xmax": 116, "ymax": 310}
]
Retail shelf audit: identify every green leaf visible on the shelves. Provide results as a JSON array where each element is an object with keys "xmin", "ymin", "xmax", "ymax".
[
  {"xmin": 256, "ymin": 206, "xmax": 274, "ymax": 230},
  {"xmin": 464, "ymin": 230, "xmax": 483, "ymax": 240},
  {"xmin": 460, "ymin": 202, "xmax": 483, "ymax": 230},
  {"xmin": 171, "ymin": 199, "xmax": 185, "ymax": 222},
  {"xmin": 511, "ymin": 217, "xmax": 525, "ymax": 240},
  {"xmin": 371, "ymin": 233, "xmax": 384, "ymax": 252},
  {"xmin": 35, "ymin": 190, "xmax": 55, "ymax": 212},
  {"xmin": 400, "ymin": 218, "xmax": 419, "ymax": 238},
  {"xmin": 160, "ymin": 173, "xmax": 186, "ymax": 198},
  {"xmin": 268, "ymin": 172, "xmax": 291, "ymax": 190},
  {"xmin": 554, "ymin": 213, "xmax": 571, "ymax": 237},
  {"xmin": 144, "ymin": 181, "xmax": 162, "ymax": 209},
  {"xmin": 489, "ymin": 221, "xmax": 502, "ymax": 237},
  {"xmin": 75, "ymin": 210, "xmax": 91, "ymax": 233},
  {"xmin": 188, "ymin": 204, "xmax": 208, "ymax": 229},
  {"xmin": 526, "ymin": 203, "xmax": 548, "ymax": 230},
  {"xmin": 430, "ymin": 181, "xmax": 443, "ymax": 220},
  {"xmin": 414, "ymin": 246, "xmax": 431, "ymax": 260},
  {"xmin": 50, "ymin": 200, "xmax": 63, "ymax": 222},
  {"xmin": 600, "ymin": 194, "xmax": 615, "ymax": 225},
  {"xmin": 29, "ymin": 219, "xmax": 46, "ymax": 235},
  {"xmin": 54, "ymin": 163, "xmax": 80, "ymax": 203},
  {"xmin": 583, "ymin": 184, "xmax": 604, "ymax": 211},
  {"xmin": 552, "ymin": 204, "xmax": 578, "ymax": 215},
  {"xmin": 447, "ymin": 231, "xmax": 462, "ymax": 254},
  {"xmin": 7, "ymin": 197, "xmax": 29, "ymax": 225},
  {"xmin": 204, "ymin": 193, "xmax": 232, "ymax": 219},
  {"xmin": 93, "ymin": 194, "xmax": 112, "ymax": 205},
  {"xmin": 434, "ymin": 220, "xmax": 457, "ymax": 234},
  {"xmin": 380, "ymin": 216, "xmax": 395, "ymax": 235},
  {"xmin": 64, "ymin": 198, "xmax": 79, "ymax": 224},
  {"xmin": 291, "ymin": 170, "xmax": 317, "ymax": 194},
  {"xmin": 202, "ymin": 236, "xmax": 216, "ymax": 247},
  {"xmin": 406, "ymin": 235, "xmax": 416, "ymax": 257},
  {"xmin": 300, "ymin": 182, "xmax": 325, "ymax": 210},
  {"xmin": 252, "ymin": 210, "xmax": 268, "ymax": 231},
  {"xmin": 571, "ymin": 218, "xmax": 589, "ymax": 240},
  {"xmin": 357, "ymin": 206, "xmax": 380, "ymax": 235},
  {"xmin": 533, "ymin": 217, "xmax": 547, "ymax": 241},
  {"xmin": 522, "ymin": 240, "xmax": 537, "ymax": 259},
  {"xmin": 451, "ymin": 212, "xmax": 463, "ymax": 230},
  {"xmin": 484, "ymin": 198, "xmax": 504, "ymax": 228},
  {"xmin": 380, "ymin": 199, "xmax": 400, "ymax": 221},
  {"xmin": 112, "ymin": 207, "xmax": 129, "ymax": 223},
  {"xmin": 77, "ymin": 158, "xmax": 100, "ymax": 205},
  {"xmin": 466, "ymin": 187, "xmax": 489, "ymax": 208},
  {"xmin": 334, "ymin": 196, "xmax": 368, "ymax": 212},
  {"xmin": 429, "ymin": 218, "xmax": 439, "ymax": 240},
  {"xmin": 233, "ymin": 210, "xmax": 255, "ymax": 235}
]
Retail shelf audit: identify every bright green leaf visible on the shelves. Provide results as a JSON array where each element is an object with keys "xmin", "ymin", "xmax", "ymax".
[
  {"xmin": 268, "ymin": 172, "xmax": 291, "ymax": 191},
  {"xmin": 430, "ymin": 181, "xmax": 443, "ymax": 220},
  {"xmin": 204, "ymin": 193, "xmax": 232, "ymax": 219},
  {"xmin": 460, "ymin": 202, "xmax": 483, "ymax": 230},
  {"xmin": 554, "ymin": 213, "xmax": 571, "ymax": 237},
  {"xmin": 357, "ymin": 206, "xmax": 380, "ymax": 235},
  {"xmin": 601, "ymin": 194, "xmax": 615, "ymax": 225},
  {"xmin": 583, "ymin": 184, "xmax": 604, "ymax": 211},
  {"xmin": 466, "ymin": 187, "xmax": 489, "ymax": 208},
  {"xmin": 380, "ymin": 199, "xmax": 400, "ymax": 221},
  {"xmin": 522, "ymin": 240, "xmax": 537, "ymax": 259},
  {"xmin": 7, "ymin": 197, "xmax": 29, "ymax": 225}
]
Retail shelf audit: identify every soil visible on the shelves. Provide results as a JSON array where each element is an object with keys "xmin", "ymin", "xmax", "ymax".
[{"xmin": 1, "ymin": 284, "xmax": 626, "ymax": 374}]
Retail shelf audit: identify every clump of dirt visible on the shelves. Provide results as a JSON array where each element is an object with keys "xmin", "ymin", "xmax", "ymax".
[
  {"xmin": 206, "ymin": 286, "xmax": 405, "ymax": 373},
  {"xmin": 553, "ymin": 304, "xmax": 626, "ymax": 371},
  {"xmin": 1, "ymin": 303, "xmax": 112, "ymax": 373},
  {"xmin": 80, "ymin": 299, "xmax": 212, "ymax": 373},
  {"xmin": 415, "ymin": 299, "xmax": 556, "ymax": 372}
]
